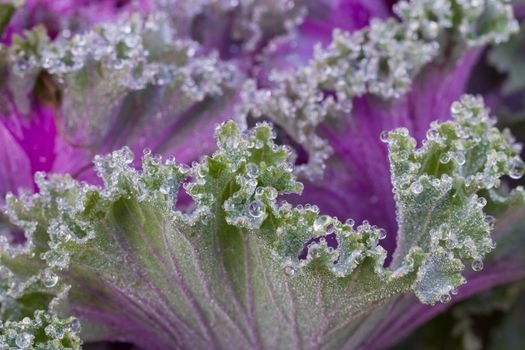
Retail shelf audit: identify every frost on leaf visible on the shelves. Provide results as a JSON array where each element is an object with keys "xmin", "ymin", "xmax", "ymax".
[
  {"xmin": 239, "ymin": 0, "xmax": 518, "ymax": 178},
  {"xmin": 386, "ymin": 95, "xmax": 525, "ymax": 303},
  {"xmin": 0, "ymin": 98, "xmax": 523, "ymax": 348},
  {"xmin": 0, "ymin": 311, "xmax": 81, "ymax": 349},
  {"xmin": 4, "ymin": 12, "xmax": 239, "ymax": 151}
]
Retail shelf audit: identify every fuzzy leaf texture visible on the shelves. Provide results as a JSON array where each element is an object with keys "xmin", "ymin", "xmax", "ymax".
[
  {"xmin": 238, "ymin": 0, "xmax": 519, "ymax": 179},
  {"xmin": 0, "ymin": 95, "xmax": 522, "ymax": 349}
]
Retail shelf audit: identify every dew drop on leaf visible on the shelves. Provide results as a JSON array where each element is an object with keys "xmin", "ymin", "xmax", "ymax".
[
  {"xmin": 439, "ymin": 294, "xmax": 451, "ymax": 304},
  {"xmin": 450, "ymin": 101, "xmax": 462, "ymax": 114},
  {"xmin": 471, "ymin": 259, "xmax": 484, "ymax": 271},
  {"xmin": 439, "ymin": 152, "xmax": 450, "ymax": 164},
  {"xmin": 42, "ymin": 269, "xmax": 59, "ymax": 288},
  {"xmin": 410, "ymin": 181, "xmax": 423, "ymax": 194},
  {"xmin": 455, "ymin": 152, "xmax": 466, "ymax": 165},
  {"xmin": 246, "ymin": 163, "xmax": 258, "ymax": 178},
  {"xmin": 15, "ymin": 333, "xmax": 32, "ymax": 349},
  {"xmin": 477, "ymin": 196, "xmax": 487, "ymax": 208},
  {"xmin": 313, "ymin": 216, "xmax": 329, "ymax": 231},
  {"xmin": 70, "ymin": 319, "xmax": 81, "ymax": 333},
  {"xmin": 380, "ymin": 131, "xmax": 389, "ymax": 143},
  {"xmin": 248, "ymin": 200, "xmax": 263, "ymax": 218},
  {"xmin": 484, "ymin": 215, "xmax": 496, "ymax": 225},
  {"xmin": 509, "ymin": 156, "xmax": 525, "ymax": 179}
]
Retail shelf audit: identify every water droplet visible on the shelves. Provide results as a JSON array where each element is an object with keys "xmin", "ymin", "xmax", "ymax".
[
  {"xmin": 471, "ymin": 259, "xmax": 484, "ymax": 271},
  {"xmin": 313, "ymin": 216, "xmax": 329, "ymax": 231},
  {"xmin": 439, "ymin": 153, "xmax": 450, "ymax": 164},
  {"xmin": 455, "ymin": 152, "xmax": 466, "ymax": 165},
  {"xmin": 426, "ymin": 128, "xmax": 439, "ymax": 139},
  {"xmin": 425, "ymin": 21, "xmax": 439, "ymax": 39},
  {"xmin": 248, "ymin": 200, "xmax": 263, "ymax": 217},
  {"xmin": 69, "ymin": 318, "xmax": 81, "ymax": 333},
  {"xmin": 42, "ymin": 269, "xmax": 58, "ymax": 288},
  {"xmin": 267, "ymin": 187, "xmax": 278, "ymax": 200},
  {"xmin": 326, "ymin": 224, "xmax": 335, "ymax": 234},
  {"xmin": 15, "ymin": 333, "xmax": 32, "ymax": 348},
  {"xmin": 45, "ymin": 324, "xmax": 57, "ymax": 337},
  {"xmin": 246, "ymin": 163, "xmax": 258, "ymax": 178},
  {"xmin": 378, "ymin": 229, "xmax": 387, "ymax": 240},
  {"xmin": 284, "ymin": 266, "xmax": 295, "ymax": 276},
  {"xmin": 197, "ymin": 166, "xmax": 207, "ymax": 178},
  {"xmin": 380, "ymin": 131, "xmax": 389, "ymax": 143},
  {"xmin": 345, "ymin": 218, "xmax": 355, "ymax": 227},
  {"xmin": 225, "ymin": 137, "xmax": 240, "ymax": 150},
  {"xmin": 509, "ymin": 157, "xmax": 525, "ymax": 179},
  {"xmin": 440, "ymin": 294, "xmax": 451, "ymax": 304},
  {"xmin": 451, "ymin": 288, "xmax": 459, "ymax": 295},
  {"xmin": 477, "ymin": 197, "xmax": 487, "ymax": 208},
  {"xmin": 410, "ymin": 181, "xmax": 423, "ymax": 194},
  {"xmin": 451, "ymin": 101, "xmax": 462, "ymax": 115}
]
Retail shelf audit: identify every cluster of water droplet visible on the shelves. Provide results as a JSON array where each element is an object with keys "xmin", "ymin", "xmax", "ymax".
[
  {"xmin": 316, "ymin": 20, "xmax": 438, "ymax": 101},
  {"xmin": 0, "ymin": 311, "xmax": 81, "ymax": 349},
  {"xmin": 430, "ymin": 215, "xmax": 496, "ymax": 264},
  {"xmin": 184, "ymin": 121, "xmax": 303, "ymax": 230},
  {"xmin": 237, "ymin": 77, "xmax": 335, "ymax": 179},
  {"xmin": 238, "ymin": 0, "xmax": 517, "ymax": 179},
  {"xmin": 140, "ymin": 149, "xmax": 190, "ymax": 204},
  {"xmin": 271, "ymin": 200, "xmax": 393, "ymax": 279},
  {"xmin": 329, "ymin": 219, "xmax": 389, "ymax": 278},
  {"xmin": 453, "ymin": 96, "xmax": 524, "ymax": 189},
  {"xmin": 93, "ymin": 146, "xmax": 190, "ymax": 209},
  {"xmin": 0, "ymin": 145, "xmax": 196, "ymax": 317},
  {"xmin": 395, "ymin": 0, "xmax": 518, "ymax": 46},
  {"xmin": 171, "ymin": 0, "xmax": 305, "ymax": 56},
  {"xmin": 6, "ymin": 10, "xmax": 240, "ymax": 150},
  {"xmin": 395, "ymin": 0, "xmax": 454, "ymax": 40},
  {"xmin": 410, "ymin": 244, "xmax": 468, "ymax": 305},
  {"xmin": 455, "ymin": 0, "xmax": 519, "ymax": 46},
  {"xmin": 223, "ymin": 161, "xmax": 269, "ymax": 229},
  {"xmin": 385, "ymin": 95, "xmax": 525, "ymax": 196},
  {"xmin": 9, "ymin": 13, "xmax": 147, "ymax": 79},
  {"xmin": 380, "ymin": 95, "xmax": 525, "ymax": 304}
]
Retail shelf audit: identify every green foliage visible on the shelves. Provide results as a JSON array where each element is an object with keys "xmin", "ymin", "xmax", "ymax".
[{"xmin": 0, "ymin": 96, "xmax": 523, "ymax": 348}]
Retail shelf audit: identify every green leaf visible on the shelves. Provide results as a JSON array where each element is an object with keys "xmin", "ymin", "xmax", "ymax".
[
  {"xmin": 3, "ymin": 13, "xmax": 239, "ymax": 150},
  {"xmin": 1, "ymin": 96, "xmax": 523, "ymax": 348},
  {"xmin": 387, "ymin": 95, "xmax": 524, "ymax": 303},
  {"xmin": 0, "ymin": 310, "xmax": 81, "ymax": 349},
  {"xmin": 239, "ymin": 0, "xmax": 519, "ymax": 179}
]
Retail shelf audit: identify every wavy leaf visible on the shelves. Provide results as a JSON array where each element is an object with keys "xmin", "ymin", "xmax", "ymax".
[{"xmin": 0, "ymin": 96, "xmax": 523, "ymax": 348}]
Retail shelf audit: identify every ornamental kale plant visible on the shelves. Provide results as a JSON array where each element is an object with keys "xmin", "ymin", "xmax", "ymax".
[{"xmin": 0, "ymin": 0, "xmax": 525, "ymax": 349}]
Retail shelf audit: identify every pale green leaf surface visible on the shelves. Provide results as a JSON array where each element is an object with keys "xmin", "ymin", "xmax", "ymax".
[
  {"xmin": 0, "ymin": 96, "xmax": 523, "ymax": 348},
  {"xmin": 388, "ymin": 95, "xmax": 525, "ymax": 302}
]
